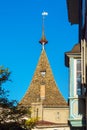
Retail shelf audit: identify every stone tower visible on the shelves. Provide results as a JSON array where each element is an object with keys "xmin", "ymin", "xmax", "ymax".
[{"xmin": 20, "ymin": 12, "xmax": 69, "ymax": 129}]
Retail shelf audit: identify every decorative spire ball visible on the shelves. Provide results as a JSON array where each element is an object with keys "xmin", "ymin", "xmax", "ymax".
[{"xmin": 39, "ymin": 11, "xmax": 48, "ymax": 50}]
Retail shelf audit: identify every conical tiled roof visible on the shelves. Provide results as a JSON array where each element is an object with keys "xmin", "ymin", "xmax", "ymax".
[{"xmin": 20, "ymin": 50, "xmax": 68, "ymax": 107}]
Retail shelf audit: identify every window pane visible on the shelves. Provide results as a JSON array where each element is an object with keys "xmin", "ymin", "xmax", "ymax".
[
  {"xmin": 77, "ymin": 72, "xmax": 81, "ymax": 78},
  {"xmin": 76, "ymin": 59, "xmax": 81, "ymax": 95},
  {"xmin": 77, "ymin": 60, "xmax": 81, "ymax": 71}
]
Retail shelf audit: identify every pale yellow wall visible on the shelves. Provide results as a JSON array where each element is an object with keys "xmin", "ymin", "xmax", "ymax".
[
  {"xmin": 43, "ymin": 107, "xmax": 69, "ymax": 123},
  {"xmin": 31, "ymin": 102, "xmax": 69, "ymax": 124},
  {"xmin": 31, "ymin": 102, "xmax": 43, "ymax": 120}
]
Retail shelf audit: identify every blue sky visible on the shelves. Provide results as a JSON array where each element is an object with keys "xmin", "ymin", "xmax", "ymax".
[{"xmin": 0, "ymin": 0, "xmax": 78, "ymax": 102}]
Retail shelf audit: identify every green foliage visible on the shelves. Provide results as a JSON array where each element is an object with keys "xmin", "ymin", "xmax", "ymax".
[
  {"xmin": 0, "ymin": 66, "xmax": 18, "ymax": 123},
  {"xmin": 0, "ymin": 66, "xmax": 16, "ymax": 108},
  {"xmin": 0, "ymin": 66, "xmax": 11, "ymax": 85},
  {"xmin": 0, "ymin": 66, "xmax": 33, "ymax": 130},
  {"xmin": 25, "ymin": 117, "xmax": 38, "ymax": 130}
]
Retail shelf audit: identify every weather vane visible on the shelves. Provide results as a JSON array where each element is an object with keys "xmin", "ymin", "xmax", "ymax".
[{"xmin": 39, "ymin": 11, "xmax": 48, "ymax": 50}]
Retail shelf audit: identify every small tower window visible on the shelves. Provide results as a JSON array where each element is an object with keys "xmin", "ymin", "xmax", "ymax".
[{"xmin": 40, "ymin": 70, "xmax": 46, "ymax": 77}]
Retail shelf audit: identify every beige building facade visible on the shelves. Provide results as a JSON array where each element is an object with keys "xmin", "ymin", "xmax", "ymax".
[{"xmin": 31, "ymin": 102, "xmax": 69, "ymax": 124}]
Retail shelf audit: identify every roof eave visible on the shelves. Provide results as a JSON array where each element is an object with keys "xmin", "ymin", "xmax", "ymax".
[
  {"xmin": 65, "ymin": 52, "xmax": 81, "ymax": 67},
  {"xmin": 66, "ymin": 0, "xmax": 81, "ymax": 24}
]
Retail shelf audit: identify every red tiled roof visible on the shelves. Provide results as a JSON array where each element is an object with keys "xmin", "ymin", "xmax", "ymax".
[
  {"xmin": 36, "ymin": 120, "xmax": 58, "ymax": 126},
  {"xmin": 36, "ymin": 120, "xmax": 68, "ymax": 128}
]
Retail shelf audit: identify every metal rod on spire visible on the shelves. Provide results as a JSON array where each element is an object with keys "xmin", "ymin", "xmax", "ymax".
[
  {"xmin": 42, "ymin": 11, "xmax": 48, "ymax": 37},
  {"xmin": 42, "ymin": 12, "xmax": 48, "ymax": 33},
  {"xmin": 39, "ymin": 11, "xmax": 48, "ymax": 50}
]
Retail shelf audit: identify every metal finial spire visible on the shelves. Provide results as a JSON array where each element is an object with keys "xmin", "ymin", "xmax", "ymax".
[{"xmin": 39, "ymin": 11, "xmax": 48, "ymax": 49}]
